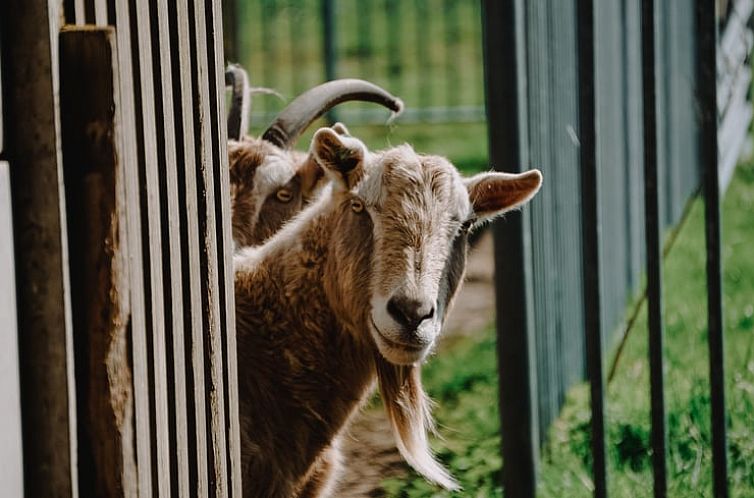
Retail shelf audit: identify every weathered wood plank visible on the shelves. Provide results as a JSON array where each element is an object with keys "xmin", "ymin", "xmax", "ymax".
[
  {"xmin": 130, "ymin": 0, "xmax": 173, "ymax": 495},
  {"xmin": 173, "ymin": 0, "xmax": 212, "ymax": 493},
  {"xmin": 59, "ymin": 27, "xmax": 138, "ymax": 498},
  {"xmin": 207, "ymin": 0, "xmax": 243, "ymax": 494},
  {"xmin": 109, "ymin": 0, "xmax": 153, "ymax": 494},
  {"xmin": 151, "ymin": 0, "xmax": 191, "ymax": 494},
  {"xmin": 0, "ymin": 1, "xmax": 79, "ymax": 495},
  {"xmin": 0, "ymin": 161, "xmax": 24, "ymax": 498},
  {"xmin": 191, "ymin": 0, "xmax": 229, "ymax": 493}
]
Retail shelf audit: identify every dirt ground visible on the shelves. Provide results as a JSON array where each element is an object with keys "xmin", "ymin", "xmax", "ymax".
[{"xmin": 335, "ymin": 231, "xmax": 496, "ymax": 497}]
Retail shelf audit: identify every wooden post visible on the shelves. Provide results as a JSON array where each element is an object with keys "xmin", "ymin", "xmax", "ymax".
[
  {"xmin": 0, "ymin": 161, "xmax": 24, "ymax": 498},
  {"xmin": 59, "ymin": 27, "xmax": 138, "ymax": 498},
  {"xmin": 0, "ymin": 1, "xmax": 79, "ymax": 495}
]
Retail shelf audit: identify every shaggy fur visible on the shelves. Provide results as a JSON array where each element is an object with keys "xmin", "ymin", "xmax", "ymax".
[
  {"xmin": 227, "ymin": 124, "xmax": 357, "ymax": 249},
  {"xmin": 234, "ymin": 127, "xmax": 542, "ymax": 497}
]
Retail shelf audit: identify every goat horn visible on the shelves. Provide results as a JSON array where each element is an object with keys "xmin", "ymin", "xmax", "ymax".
[
  {"xmin": 225, "ymin": 64, "xmax": 250, "ymax": 141},
  {"xmin": 262, "ymin": 79, "xmax": 404, "ymax": 149}
]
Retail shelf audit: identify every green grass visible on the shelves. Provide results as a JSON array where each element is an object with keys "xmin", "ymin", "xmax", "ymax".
[{"xmin": 380, "ymin": 159, "xmax": 754, "ymax": 497}]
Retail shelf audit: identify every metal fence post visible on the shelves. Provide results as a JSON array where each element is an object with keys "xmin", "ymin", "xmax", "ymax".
[
  {"xmin": 321, "ymin": 0, "xmax": 337, "ymax": 123},
  {"xmin": 640, "ymin": 1, "xmax": 669, "ymax": 496},
  {"xmin": 482, "ymin": 1, "xmax": 540, "ymax": 497},
  {"xmin": 576, "ymin": 0, "xmax": 608, "ymax": 496},
  {"xmin": 697, "ymin": 1, "xmax": 729, "ymax": 497}
]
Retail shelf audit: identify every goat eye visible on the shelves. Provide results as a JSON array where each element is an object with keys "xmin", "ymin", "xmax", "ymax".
[
  {"xmin": 350, "ymin": 198, "xmax": 364, "ymax": 213},
  {"xmin": 276, "ymin": 188, "xmax": 293, "ymax": 203}
]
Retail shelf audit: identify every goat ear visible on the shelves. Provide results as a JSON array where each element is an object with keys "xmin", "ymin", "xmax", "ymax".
[
  {"xmin": 465, "ymin": 169, "xmax": 542, "ymax": 221},
  {"xmin": 297, "ymin": 154, "xmax": 325, "ymax": 199},
  {"xmin": 311, "ymin": 127, "xmax": 366, "ymax": 190},
  {"xmin": 331, "ymin": 122, "xmax": 351, "ymax": 136}
]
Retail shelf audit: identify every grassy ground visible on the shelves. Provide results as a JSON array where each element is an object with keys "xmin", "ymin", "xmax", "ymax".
[{"xmin": 381, "ymin": 159, "xmax": 754, "ymax": 497}]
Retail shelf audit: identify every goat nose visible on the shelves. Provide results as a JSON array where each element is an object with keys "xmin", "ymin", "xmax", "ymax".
[{"xmin": 387, "ymin": 295, "xmax": 435, "ymax": 331}]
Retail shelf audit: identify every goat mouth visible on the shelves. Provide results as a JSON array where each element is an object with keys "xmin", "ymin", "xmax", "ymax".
[{"xmin": 370, "ymin": 317, "xmax": 425, "ymax": 353}]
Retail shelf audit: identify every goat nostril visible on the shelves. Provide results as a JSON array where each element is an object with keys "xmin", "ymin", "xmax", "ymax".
[{"xmin": 387, "ymin": 296, "xmax": 434, "ymax": 330}]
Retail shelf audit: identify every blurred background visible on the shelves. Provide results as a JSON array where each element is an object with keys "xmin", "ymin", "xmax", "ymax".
[{"xmin": 223, "ymin": 0, "xmax": 489, "ymax": 173}]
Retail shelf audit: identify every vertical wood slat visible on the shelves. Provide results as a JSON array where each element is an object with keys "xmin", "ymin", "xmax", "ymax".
[
  {"xmin": 639, "ymin": 2, "xmax": 669, "ymax": 497},
  {"xmin": 482, "ymin": 1, "xmax": 540, "ymax": 497},
  {"xmin": 190, "ymin": 0, "xmax": 230, "ymax": 492},
  {"xmin": 59, "ymin": 28, "xmax": 138, "ymax": 498},
  {"xmin": 151, "ymin": 0, "xmax": 191, "ymax": 494},
  {"xmin": 83, "ymin": 0, "xmax": 108, "ymax": 25},
  {"xmin": 207, "ymin": 0, "xmax": 243, "ymax": 493},
  {"xmin": 576, "ymin": 0, "xmax": 608, "ymax": 496},
  {"xmin": 0, "ymin": 161, "xmax": 24, "ymax": 498},
  {"xmin": 110, "ymin": 0, "xmax": 153, "ymax": 494},
  {"xmin": 174, "ymin": 0, "xmax": 212, "ymax": 492},
  {"xmin": 0, "ymin": 1, "xmax": 80, "ymax": 496},
  {"xmin": 129, "ymin": 0, "xmax": 173, "ymax": 494}
]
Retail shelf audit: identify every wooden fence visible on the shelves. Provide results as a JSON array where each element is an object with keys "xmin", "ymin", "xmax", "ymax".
[{"xmin": 0, "ymin": 0, "xmax": 241, "ymax": 495}]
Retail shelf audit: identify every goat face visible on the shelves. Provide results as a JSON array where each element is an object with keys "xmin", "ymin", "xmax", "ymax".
[
  {"xmin": 228, "ymin": 137, "xmax": 323, "ymax": 249},
  {"xmin": 311, "ymin": 127, "xmax": 542, "ymax": 366}
]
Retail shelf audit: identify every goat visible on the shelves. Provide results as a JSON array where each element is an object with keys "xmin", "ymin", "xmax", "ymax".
[
  {"xmin": 233, "ymin": 126, "xmax": 543, "ymax": 497},
  {"xmin": 224, "ymin": 66, "xmax": 403, "ymax": 248}
]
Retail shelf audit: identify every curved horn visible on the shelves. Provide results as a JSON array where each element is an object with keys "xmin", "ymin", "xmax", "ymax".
[
  {"xmin": 225, "ymin": 64, "xmax": 250, "ymax": 140},
  {"xmin": 262, "ymin": 78, "xmax": 404, "ymax": 149}
]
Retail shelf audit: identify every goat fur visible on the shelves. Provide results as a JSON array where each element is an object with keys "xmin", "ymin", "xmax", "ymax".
[{"xmin": 233, "ymin": 127, "xmax": 542, "ymax": 497}]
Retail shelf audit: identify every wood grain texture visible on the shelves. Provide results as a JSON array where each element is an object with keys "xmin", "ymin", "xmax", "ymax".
[
  {"xmin": 110, "ymin": 0, "xmax": 153, "ymax": 494},
  {"xmin": 207, "ymin": 0, "xmax": 243, "ymax": 494},
  {"xmin": 130, "ymin": 0, "xmax": 173, "ymax": 495},
  {"xmin": 0, "ymin": 1, "xmax": 79, "ymax": 495},
  {"xmin": 151, "ymin": 0, "xmax": 191, "ymax": 493},
  {"xmin": 173, "ymin": 0, "xmax": 212, "ymax": 493},
  {"xmin": 59, "ymin": 27, "xmax": 138, "ymax": 498}
]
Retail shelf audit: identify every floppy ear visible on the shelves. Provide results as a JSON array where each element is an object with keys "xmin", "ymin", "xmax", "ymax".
[
  {"xmin": 311, "ymin": 127, "xmax": 366, "ymax": 190},
  {"xmin": 465, "ymin": 169, "xmax": 542, "ymax": 222}
]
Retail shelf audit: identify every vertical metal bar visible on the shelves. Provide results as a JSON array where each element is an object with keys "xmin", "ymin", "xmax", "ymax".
[
  {"xmin": 576, "ymin": 0, "xmax": 608, "ymax": 496},
  {"xmin": 640, "ymin": 1, "xmax": 668, "ymax": 496},
  {"xmin": 322, "ymin": 0, "xmax": 336, "ymax": 82},
  {"xmin": 415, "ymin": 0, "xmax": 430, "ymax": 110},
  {"xmin": 358, "ymin": 0, "xmax": 373, "ymax": 120},
  {"xmin": 697, "ymin": 1, "xmax": 729, "ymax": 497},
  {"xmin": 321, "ymin": 0, "xmax": 337, "ymax": 123},
  {"xmin": 482, "ymin": 1, "xmax": 540, "ymax": 497},
  {"xmin": 443, "ymin": 0, "xmax": 459, "ymax": 107},
  {"xmin": 385, "ymin": 0, "xmax": 402, "ymax": 97},
  {"xmin": 289, "ymin": 0, "xmax": 303, "ymax": 93}
]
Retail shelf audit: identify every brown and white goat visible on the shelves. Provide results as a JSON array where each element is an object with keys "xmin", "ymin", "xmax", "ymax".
[
  {"xmin": 233, "ymin": 127, "xmax": 542, "ymax": 497},
  {"xmin": 224, "ymin": 69, "xmax": 403, "ymax": 248}
]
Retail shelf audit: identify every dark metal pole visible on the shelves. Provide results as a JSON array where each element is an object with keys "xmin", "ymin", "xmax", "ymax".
[
  {"xmin": 321, "ymin": 0, "xmax": 337, "ymax": 123},
  {"xmin": 696, "ymin": 1, "xmax": 729, "ymax": 497},
  {"xmin": 640, "ymin": 1, "xmax": 668, "ymax": 496},
  {"xmin": 576, "ymin": 0, "xmax": 608, "ymax": 496},
  {"xmin": 481, "ymin": 1, "xmax": 540, "ymax": 497}
]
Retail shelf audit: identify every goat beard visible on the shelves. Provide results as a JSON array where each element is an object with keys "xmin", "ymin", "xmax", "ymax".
[{"xmin": 375, "ymin": 355, "xmax": 459, "ymax": 490}]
